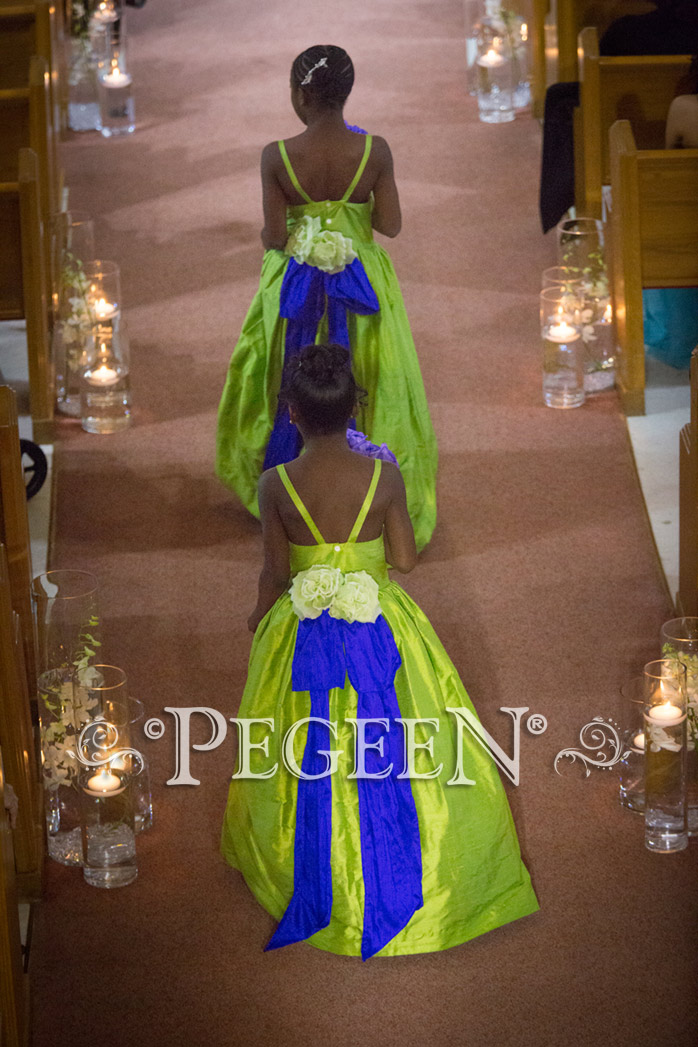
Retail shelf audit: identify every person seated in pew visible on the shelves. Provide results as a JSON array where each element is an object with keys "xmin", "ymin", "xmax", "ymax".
[
  {"xmin": 643, "ymin": 54, "xmax": 698, "ymax": 369},
  {"xmin": 539, "ymin": 0, "xmax": 698, "ymax": 233}
]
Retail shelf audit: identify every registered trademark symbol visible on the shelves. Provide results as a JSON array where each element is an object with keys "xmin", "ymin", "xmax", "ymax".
[
  {"xmin": 526, "ymin": 713, "xmax": 547, "ymax": 735},
  {"xmin": 144, "ymin": 717, "xmax": 165, "ymax": 739}
]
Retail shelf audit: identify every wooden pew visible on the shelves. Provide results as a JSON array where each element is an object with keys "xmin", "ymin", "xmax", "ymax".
[
  {"xmin": 677, "ymin": 348, "xmax": 698, "ymax": 617},
  {"xmin": 575, "ymin": 27, "xmax": 690, "ymax": 217},
  {"xmin": 0, "ymin": 148, "xmax": 53, "ymax": 437},
  {"xmin": 608, "ymin": 120, "xmax": 698, "ymax": 415},
  {"xmin": 0, "ymin": 55, "xmax": 59, "ymax": 278},
  {"xmin": 0, "ymin": 744, "xmax": 29, "ymax": 1047},
  {"xmin": 531, "ymin": 0, "xmax": 656, "ymax": 118}
]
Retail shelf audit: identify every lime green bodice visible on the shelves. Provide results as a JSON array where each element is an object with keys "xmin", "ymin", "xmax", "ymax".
[
  {"xmin": 278, "ymin": 458, "xmax": 390, "ymax": 588},
  {"xmin": 279, "ymin": 135, "xmax": 376, "ymax": 246}
]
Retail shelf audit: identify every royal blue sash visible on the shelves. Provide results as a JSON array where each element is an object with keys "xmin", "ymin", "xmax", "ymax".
[
  {"xmin": 263, "ymin": 257, "xmax": 380, "ymax": 470},
  {"xmin": 265, "ymin": 611, "xmax": 423, "ymax": 961}
]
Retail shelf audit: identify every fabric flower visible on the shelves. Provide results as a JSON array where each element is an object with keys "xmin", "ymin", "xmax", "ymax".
[
  {"xmin": 346, "ymin": 428, "xmax": 399, "ymax": 466},
  {"xmin": 285, "ymin": 216, "xmax": 357, "ymax": 274},
  {"xmin": 329, "ymin": 571, "xmax": 381, "ymax": 624},
  {"xmin": 286, "ymin": 215, "xmax": 321, "ymax": 265},
  {"xmin": 289, "ymin": 565, "xmax": 343, "ymax": 620},
  {"xmin": 309, "ymin": 231, "xmax": 357, "ymax": 274}
]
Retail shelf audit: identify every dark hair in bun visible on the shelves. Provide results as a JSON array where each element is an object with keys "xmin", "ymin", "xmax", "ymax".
[
  {"xmin": 281, "ymin": 343, "xmax": 365, "ymax": 434},
  {"xmin": 291, "ymin": 45, "xmax": 354, "ymax": 110}
]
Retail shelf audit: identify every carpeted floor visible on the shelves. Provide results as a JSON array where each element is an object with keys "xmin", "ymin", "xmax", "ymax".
[{"xmin": 30, "ymin": 1, "xmax": 697, "ymax": 1044}]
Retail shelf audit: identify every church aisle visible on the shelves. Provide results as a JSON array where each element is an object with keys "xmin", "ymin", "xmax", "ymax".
[{"xmin": 31, "ymin": 1, "xmax": 697, "ymax": 1044}]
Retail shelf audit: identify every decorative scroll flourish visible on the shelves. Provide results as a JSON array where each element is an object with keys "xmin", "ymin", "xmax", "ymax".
[
  {"xmin": 68, "ymin": 717, "xmax": 145, "ymax": 776},
  {"xmin": 554, "ymin": 717, "xmax": 629, "ymax": 777}
]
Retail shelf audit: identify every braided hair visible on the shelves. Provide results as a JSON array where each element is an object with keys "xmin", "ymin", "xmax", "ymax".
[
  {"xmin": 280, "ymin": 343, "xmax": 365, "ymax": 434},
  {"xmin": 291, "ymin": 45, "xmax": 354, "ymax": 110}
]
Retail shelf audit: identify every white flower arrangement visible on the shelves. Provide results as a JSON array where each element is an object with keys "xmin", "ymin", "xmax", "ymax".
[
  {"xmin": 289, "ymin": 564, "xmax": 381, "ymax": 624},
  {"xmin": 285, "ymin": 215, "xmax": 357, "ymax": 275}
]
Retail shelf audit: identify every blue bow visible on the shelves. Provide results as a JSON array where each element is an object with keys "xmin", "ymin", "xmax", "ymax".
[
  {"xmin": 265, "ymin": 611, "xmax": 423, "ymax": 961},
  {"xmin": 263, "ymin": 258, "xmax": 380, "ymax": 470}
]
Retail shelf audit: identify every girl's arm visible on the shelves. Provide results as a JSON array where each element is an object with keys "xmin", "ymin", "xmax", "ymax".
[
  {"xmin": 248, "ymin": 471, "xmax": 291, "ymax": 632},
  {"xmin": 260, "ymin": 144, "xmax": 289, "ymax": 250},
  {"xmin": 370, "ymin": 137, "xmax": 402, "ymax": 238},
  {"xmin": 382, "ymin": 465, "xmax": 417, "ymax": 572}
]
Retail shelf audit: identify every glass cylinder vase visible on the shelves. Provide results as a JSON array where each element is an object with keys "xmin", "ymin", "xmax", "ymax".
[
  {"xmin": 464, "ymin": 0, "xmax": 487, "ymax": 95},
  {"xmin": 68, "ymin": 35, "xmax": 100, "ymax": 132},
  {"xmin": 643, "ymin": 659, "xmax": 688, "ymax": 853},
  {"xmin": 660, "ymin": 617, "xmax": 698, "ymax": 836},
  {"xmin": 98, "ymin": 54, "xmax": 135, "ymax": 137},
  {"xmin": 81, "ymin": 322, "xmax": 132, "ymax": 434},
  {"xmin": 73, "ymin": 667, "xmax": 152, "ymax": 833},
  {"xmin": 475, "ymin": 18, "xmax": 514, "ymax": 124},
  {"xmin": 83, "ymin": 259, "xmax": 121, "ymax": 322},
  {"xmin": 540, "ymin": 286, "xmax": 585, "ymax": 409},
  {"xmin": 38, "ymin": 668, "xmax": 85, "ymax": 865},
  {"xmin": 79, "ymin": 761, "xmax": 137, "ymax": 888},
  {"xmin": 556, "ymin": 217, "xmax": 607, "ymax": 286},
  {"xmin": 31, "ymin": 570, "xmax": 102, "ymax": 677},
  {"xmin": 618, "ymin": 677, "xmax": 645, "ymax": 814},
  {"xmin": 55, "ymin": 212, "xmax": 97, "ymax": 417}
]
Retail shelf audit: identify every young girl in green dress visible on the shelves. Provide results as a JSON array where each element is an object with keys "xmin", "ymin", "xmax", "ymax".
[
  {"xmin": 221, "ymin": 343, "xmax": 538, "ymax": 960},
  {"xmin": 215, "ymin": 44, "xmax": 438, "ymax": 551}
]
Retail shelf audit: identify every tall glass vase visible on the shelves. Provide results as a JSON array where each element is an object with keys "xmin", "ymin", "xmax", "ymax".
[
  {"xmin": 643, "ymin": 659, "xmax": 688, "ymax": 853},
  {"xmin": 31, "ymin": 571, "xmax": 102, "ymax": 865},
  {"xmin": 660, "ymin": 617, "xmax": 698, "ymax": 836},
  {"xmin": 55, "ymin": 212, "xmax": 97, "ymax": 417}
]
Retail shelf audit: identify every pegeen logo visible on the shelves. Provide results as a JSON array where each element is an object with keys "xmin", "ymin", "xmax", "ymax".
[{"xmin": 143, "ymin": 706, "xmax": 551, "ymax": 787}]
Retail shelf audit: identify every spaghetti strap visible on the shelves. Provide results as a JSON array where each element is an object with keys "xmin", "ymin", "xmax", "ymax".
[
  {"xmin": 278, "ymin": 141, "xmax": 314, "ymax": 205},
  {"xmin": 277, "ymin": 465, "xmax": 326, "ymax": 544},
  {"xmin": 347, "ymin": 459, "xmax": 382, "ymax": 543},
  {"xmin": 341, "ymin": 134, "xmax": 373, "ymax": 202}
]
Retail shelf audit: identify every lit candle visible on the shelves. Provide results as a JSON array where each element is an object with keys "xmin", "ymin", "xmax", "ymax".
[
  {"xmin": 89, "ymin": 364, "xmax": 120, "ymax": 386},
  {"xmin": 477, "ymin": 48, "xmax": 506, "ymax": 68},
  {"xmin": 648, "ymin": 702, "xmax": 684, "ymax": 726},
  {"xmin": 603, "ymin": 302, "xmax": 612, "ymax": 323},
  {"xmin": 85, "ymin": 767, "xmax": 122, "ymax": 794},
  {"xmin": 632, "ymin": 731, "xmax": 645, "ymax": 750},
  {"xmin": 92, "ymin": 1, "xmax": 118, "ymax": 24},
  {"xmin": 102, "ymin": 65, "xmax": 133, "ymax": 89},
  {"xmin": 546, "ymin": 319, "xmax": 579, "ymax": 343},
  {"xmin": 93, "ymin": 296, "xmax": 119, "ymax": 320}
]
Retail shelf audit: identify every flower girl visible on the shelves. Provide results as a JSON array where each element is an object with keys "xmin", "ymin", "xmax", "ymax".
[
  {"xmin": 221, "ymin": 343, "xmax": 538, "ymax": 960},
  {"xmin": 215, "ymin": 43, "xmax": 437, "ymax": 550}
]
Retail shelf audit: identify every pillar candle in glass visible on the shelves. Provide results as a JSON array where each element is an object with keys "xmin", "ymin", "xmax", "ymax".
[
  {"xmin": 660, "ymin": 616, "xmax": 698, "ymax": 836},
  {"xmin": 98, "ymin": 56, "xmax": 135, "ymax": 137},
  {"xmin": 618, "ymin": 677, "xmax": 645, "ymax": 813},
  {"xmin": 81, "ymin": 322, "xmax": 132, "ymax": 434},
  {"xmin": 540, "ymin": 286, "xmax": 585, "ymax": 409},
  {"xmin": 643, "ymin": 659, "xmax": 688, "ymax": 853},
  {"xmin": 475, "ymin": 20, "xmax": 514, "ymax": 124}
]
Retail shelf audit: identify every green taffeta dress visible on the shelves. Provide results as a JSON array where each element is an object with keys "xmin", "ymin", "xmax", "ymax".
[
  {"xmin": 221, "ymin": 461, "xmax": 539, "ymax": 957},
  {"xmin": 215, "ymin": 135, "xmax": 438, "ymax": 551}
]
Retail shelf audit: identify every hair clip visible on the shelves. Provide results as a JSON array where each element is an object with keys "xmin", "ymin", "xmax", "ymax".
[{"xmin": 301, "ymin": 57, "xmax": 328, "ymax": 86}]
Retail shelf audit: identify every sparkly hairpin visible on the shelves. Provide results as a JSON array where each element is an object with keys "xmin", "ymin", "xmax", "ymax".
[{"xmin": 301, "ymin": 57, "xmax": 328, "ymax": 86}]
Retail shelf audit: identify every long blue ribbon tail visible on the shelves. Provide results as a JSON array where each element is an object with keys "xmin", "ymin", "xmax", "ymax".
[
  {"xmin": 342, "ymin": 618, "xmax": 423, "ymax": 960},
  {"xmin": 267, "ymin": 610, "xmax": 423, "ymax": 958}
]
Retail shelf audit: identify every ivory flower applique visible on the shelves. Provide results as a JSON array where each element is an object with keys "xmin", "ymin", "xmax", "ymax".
[
  {"xmin": 285, "ymin": 215, "xmax": 357, "ymax": 275},
  {"xmin": 289, "ymin": 565, "xmax": 381, "ymax": 623}
]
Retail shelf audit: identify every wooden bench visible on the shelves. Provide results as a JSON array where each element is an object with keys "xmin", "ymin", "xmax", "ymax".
[
  {"xmin": 0, "ymin": 743, "xmax": 29, "ymax": 1047},
  {"xmin": 531, "ymin": 0, "xmax": 656, "ymax": 118},
  {"xmin": 608, "ymin": 120, "xmax": 698, "ymax": 415},
  {"xmin": 0, "ymin": 148, "xmax": 53, "ymax": 437},
  {"xmin": 677, "ymin": 348, "xmax": 698, "ymax": 616},
  {"xmin": 575, "ymin": 27, "xmax": 690, "ymax": 217},
  {"xmin": 0, "ymin": 0, "xmax": 66, "ymax": 135}
]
